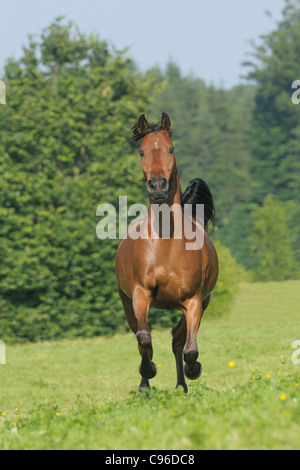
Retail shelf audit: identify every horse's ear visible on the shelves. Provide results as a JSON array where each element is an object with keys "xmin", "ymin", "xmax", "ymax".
[
  {"xmin": 137, "ymin": 114, "xmax": 149, "ymax": 134},
  {"xmin": 161, "ymin": 112, "xmax": 172, "ymax": 134}
]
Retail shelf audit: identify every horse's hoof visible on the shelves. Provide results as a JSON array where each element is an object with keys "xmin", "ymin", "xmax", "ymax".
[
  {"xmin": 176, "ymin": 382, "xmax": 188, "ymax": 394},
  {"xmin": 184, "ymin": 361, "xmax": 202, "ymax": 380},
  {"xmin": 139, "ymin": 377, "xmax": 150, "ymax": 393},
  {"xmin": 139, "ymin": 361, "xmax": 157, "ymax": 380}
]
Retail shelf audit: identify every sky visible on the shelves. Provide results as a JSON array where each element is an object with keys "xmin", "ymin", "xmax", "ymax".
[{"xmin": 0, "ymin": 0, "xmax": 285, "ymax": 89}]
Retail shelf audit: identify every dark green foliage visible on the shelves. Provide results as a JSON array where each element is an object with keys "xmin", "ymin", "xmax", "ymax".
[
  {"xmin": 214, "ymin": 204, "xmax": 259, "ymax": 272},
  {"xmin": 247, "ymin": 195, "xmax": 299, "ymax": 281},
  {"xmin": 207, "ymin": 242, "xmax": 246, "ymax": 318},
  {"xmin": 244, "ymin": 0, "xmax": 300, "ymax": 203},
  {"xmin": 234, "ymin": 0, "xmax": 300, "ymax": 279}
]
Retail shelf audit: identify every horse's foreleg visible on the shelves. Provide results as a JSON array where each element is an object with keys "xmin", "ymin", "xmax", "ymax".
[
  {"xmin": 117, "ymin": 285, "xmax": 138, "ymax": 333},
  {"xmin": 133, "ymin": 287, "xmax": 157, "ymax": 384},
  {"xmin": 117, "ymin": 285, "xmax": 151, "ymax": 392},
  {"xmin": 183, "ymin": 297, "xmax": 202, "ymax": 380},
  {"xmin": 172, "ymin": 315, "xmax": 188, "ymax": 393}
]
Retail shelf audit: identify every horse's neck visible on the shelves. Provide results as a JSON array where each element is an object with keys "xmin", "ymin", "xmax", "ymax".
[
  {"xmin": 170, "ymin": 171, "xmax": 181, "ymax": 206},
  {"xmin": 148, "ymin": 167, "xmax": 182, "ymax": 238},
  {"xmin": 171, "ymin": 162, "xmax": 181, "ymax": 206}
]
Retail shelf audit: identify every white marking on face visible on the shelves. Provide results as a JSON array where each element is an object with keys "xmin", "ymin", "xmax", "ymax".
[{"xmin": 154, "ymin": 141, "xmax": 159, "ymax": 149}]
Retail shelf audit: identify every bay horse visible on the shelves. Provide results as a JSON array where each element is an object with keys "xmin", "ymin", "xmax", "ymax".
[{"xmin": 115, "ymin": 113, "xmax": 218, "ymax": 393}]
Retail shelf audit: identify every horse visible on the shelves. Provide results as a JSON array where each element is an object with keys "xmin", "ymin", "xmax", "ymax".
[{"xmin": 115, "ymin": 113, "xmax": 218, "ymax": 393}]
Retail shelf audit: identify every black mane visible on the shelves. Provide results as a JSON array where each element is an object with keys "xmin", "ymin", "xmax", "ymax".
[{"xmin": 181, "ymin": 178, "xmax": 216, "ymax": 230}]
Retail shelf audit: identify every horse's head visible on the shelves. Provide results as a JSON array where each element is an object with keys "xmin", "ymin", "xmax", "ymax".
[{"xmin": 133, "ymin": 113, "xmax": 176, "ymax": 203}]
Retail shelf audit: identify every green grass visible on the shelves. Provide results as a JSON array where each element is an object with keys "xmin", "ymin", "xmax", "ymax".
[{"xmin": 0, "ymin": 280, "xmax": 299, "ymax": 450}]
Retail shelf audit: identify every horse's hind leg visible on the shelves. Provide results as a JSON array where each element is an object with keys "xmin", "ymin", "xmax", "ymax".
[
  {"xmin": 117, "ymin": 285, "xmax": 151, "ymax": 392},
  {"xmin": 202, "ymin": 294, "xmax": 211, "ymax": 318},
  {"xmin": 172, "ymin": 315, "xmax": 188, "ymax": 393},
  {"xmin": 183, "ymin": 297, "xmax": 202, "ymax": 381}
]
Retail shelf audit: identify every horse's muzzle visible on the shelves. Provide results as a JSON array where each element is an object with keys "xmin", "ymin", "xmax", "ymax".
[{"xmin": 147, "ymin": 177, "xmax": 169, "ymax": 202}]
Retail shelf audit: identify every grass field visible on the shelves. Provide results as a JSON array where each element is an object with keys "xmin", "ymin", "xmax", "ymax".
[{"xmin": 0, "ymin": 281, "xmax": 299, "ymax": 450}]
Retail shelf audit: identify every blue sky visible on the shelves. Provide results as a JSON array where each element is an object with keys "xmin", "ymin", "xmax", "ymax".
[{"xmin": 0, "ymin": 0, "xmax": 285, "ymax": 88}]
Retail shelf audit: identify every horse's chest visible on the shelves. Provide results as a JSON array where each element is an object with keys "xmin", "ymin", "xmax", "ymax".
[{"xmin": 146, "ymin": 265, "xmax": 197, "ymax": 304}]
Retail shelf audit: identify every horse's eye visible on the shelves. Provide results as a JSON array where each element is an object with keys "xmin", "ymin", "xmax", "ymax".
[
  {"xmin": 169, "ymin": 146, "xmax": 174, "ymax": 154},
  {"xmin": 139, "ymin": 150, "xmax": 144, "ymax": 157}
]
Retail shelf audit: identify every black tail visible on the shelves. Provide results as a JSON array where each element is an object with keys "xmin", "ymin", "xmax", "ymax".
[{"xmin": 181, "ymin": 178, "xmax": 216, "ymax": 230}]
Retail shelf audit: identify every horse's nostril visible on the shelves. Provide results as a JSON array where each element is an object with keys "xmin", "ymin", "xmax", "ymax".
[
  {"xmin": 147, "ymin": 179, "xmax": 155, "ymax": 193},
  {"xmin": 161, "ymin": 178, "xmax": 168, "ymax": 190}
]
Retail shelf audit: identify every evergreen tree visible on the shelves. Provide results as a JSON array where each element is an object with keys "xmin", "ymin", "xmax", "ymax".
[{"xmin": 244, "ymin": 0, "xmax": 300, "ymax": 202}]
